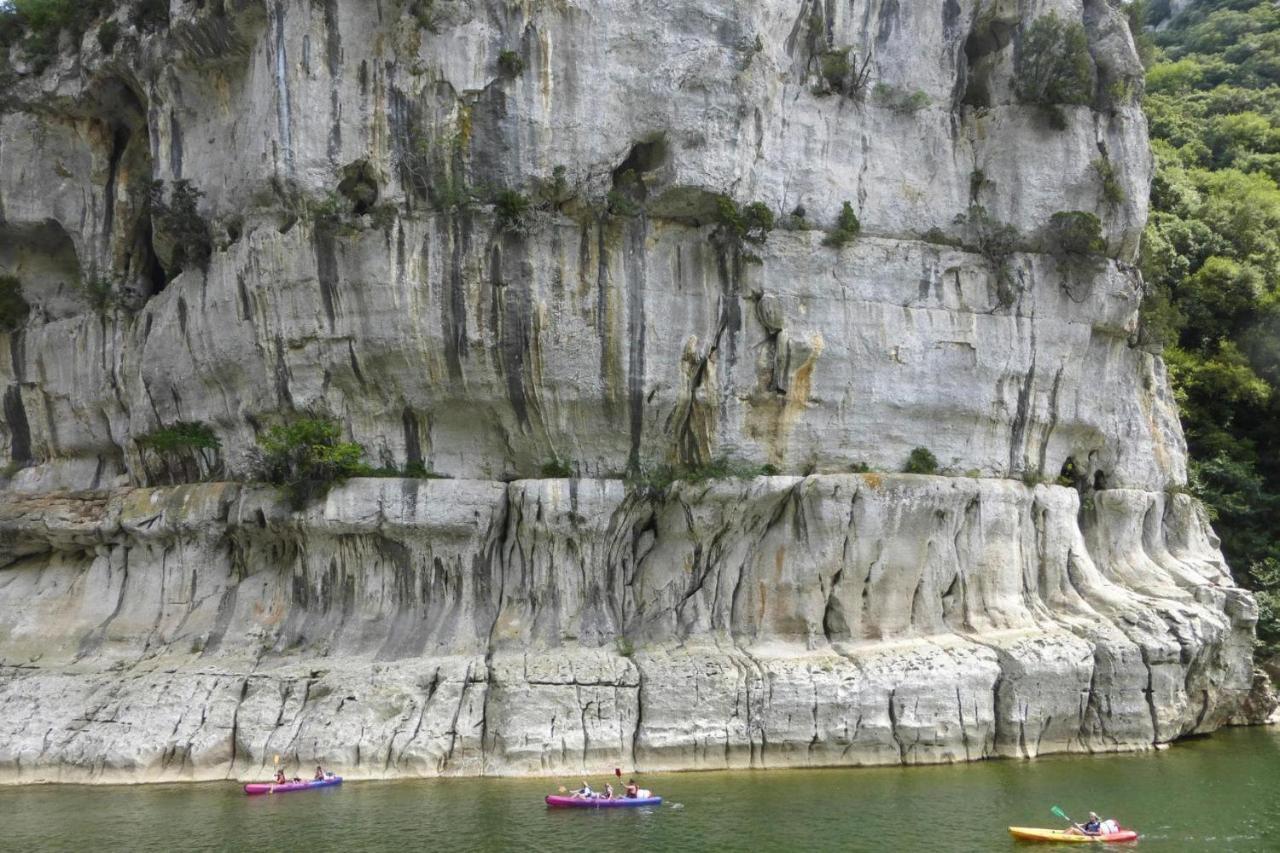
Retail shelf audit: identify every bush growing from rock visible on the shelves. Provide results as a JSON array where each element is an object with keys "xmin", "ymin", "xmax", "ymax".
[
  {"xmin": 630, "ymin": 456, "xmax": 775, "ymax": 494},
  {"xmin": 96, "ymin": 19, "xmax": 119, "ymax": 53},
  {"xmin": 255, "ymin": 417, "xmax": 368, "ymax": 509},
  {"xmin": 712, "ymin": 196, "xmax": 774, "ymax": 261},
  {"xmin": 816, "ymin": 47, "xmax": 871, "ymax": 97},
  {"xmin": 498, "ymin": 49, "xmax": 523, "ymax": 78},
  {"xmin": 904, "ymin": 447, "xmax": 939, "ymax": 474},
  {"xmin": 137, "ymin": 421, "xmax": 222, "ymax": 485},
  {"xmin": 1092, "ymin": 157, "xmax": 1125, "ymax": 208},
  {"xmin": 1016, "ymin": 12, "xmax": 1095, "ymax": 129},
  {"xmin": 1047, "ymin": 210, "xmax": 1106, "ymax": 256},
  {"xmin": 494, "ymin": 190, "xmax": 532, "ymax": 234},
  {"xmin": 822, "ymin": 201, "xmax": 860, "ymax": 248},
  {"xmin": 540, "ymin": 457, "xmax": 573, "ymax": 478},
  {"xmin": 78, "ymin": 274, "xmax": 121, "ymax": 314},
  {"xmin": 872, "ymin": 83, "xmax": 930, "ymax": 114},
  {"xmin": 953, "ymin": 205, "xmax": 1022, "ymax": 305}
]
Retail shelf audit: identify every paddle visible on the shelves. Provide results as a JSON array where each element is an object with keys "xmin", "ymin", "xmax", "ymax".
[{"xmin": 1051, "ymin": 805, "xmax": 1084, "ymax": 834}]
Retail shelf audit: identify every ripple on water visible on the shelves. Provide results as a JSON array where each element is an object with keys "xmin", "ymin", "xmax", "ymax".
[{"xmin": 2, "ymin": 728, "xmax": 1279, "ymax": 852}]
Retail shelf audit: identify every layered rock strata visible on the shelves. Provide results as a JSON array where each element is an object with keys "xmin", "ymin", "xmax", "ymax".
[
  {"xmin": 0, "ymin": 0, "xmax": 1260, "ymax": 782},
  {"xmin": 0, "ymin": 476, "xmax": 1255, "ymax": 782}
]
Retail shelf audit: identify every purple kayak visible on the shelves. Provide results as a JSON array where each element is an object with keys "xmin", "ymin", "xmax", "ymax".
[
  {"xmin": 546, "ymin": 794, "xmax": 662, "ymax": 808},
  {"xmin": 244, "ymin": 776, "xmax": 342, "ymax": 795}
]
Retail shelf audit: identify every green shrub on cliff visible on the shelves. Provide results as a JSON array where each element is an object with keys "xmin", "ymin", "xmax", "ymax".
[
  {"xmin": 96, "ymin": 19, "xmax": 118, "ymax": 53},
  {"xmin": 1, "ymin": 0, "xmax": 115, "ymax": 71},
  {"xmin": 498, "ymin": 49, "xmax": 523, "ymax": 79},
  {"xmin": 712, "ymin": 196, "xmax": 774, "ymax": 261},
  {"xmin": 903, "ymin": 447, "xmax": 939, "ymax": 475},
  {"xmin": 1016, "ymin": 12, "xmax": 1095, "ymax": 128},
  {"xmin": 822, "ymin": 201, "xmax": 860, "ymax": 248},
  {"xmin": 630, "ymin": 456, "xmax": 774, "ymax": 493},
  {"xmin": 540, "ymin": 457, "xmax": 573, "ymax": 478},
  {"xmin": 494, "ymin": 189, "xmax": 532, "ymax": 234},
  {"xmin": 1046, "ymin": 211, "xmax": 1106, "ymax": 256},
  {"xmin": 255, "ymin": 417, "xmax": 368, "ymax": 509}
]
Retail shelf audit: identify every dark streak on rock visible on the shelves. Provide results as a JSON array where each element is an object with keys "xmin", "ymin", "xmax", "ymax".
[{"xmin": 313, "ymin": 227, "xmax": 340, "ymax": 331}]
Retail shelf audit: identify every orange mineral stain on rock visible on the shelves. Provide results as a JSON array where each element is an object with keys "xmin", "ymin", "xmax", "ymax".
[{"xmin": 745, "ymin": 332, "xmax": 823, "ymax": 468}]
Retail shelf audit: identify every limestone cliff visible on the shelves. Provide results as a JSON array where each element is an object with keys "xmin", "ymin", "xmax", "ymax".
[{"xmin": 0, "ymin": 0, "xmax": 1260, "ymax": 782}]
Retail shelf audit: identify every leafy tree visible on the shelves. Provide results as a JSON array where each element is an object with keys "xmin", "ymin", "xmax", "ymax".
[
  {"xmin": 255, "ymin": 417, "xmax": 368, "ymax": 509},
  {"xmin": 1140, "ymin": 0, "xmax": 1280, "ymax": 651},
  {"xmin": 1016, "ymin": 12, "xmax": 1096, "ymax": 128},
  {"xmin": 712, "ymin": 196, "xmax": 774, "ymax": 261},
  {"xmin": 822, "ymin": 201, "xmax": 860, "ymax": 248},
  {"xmin": 904, "ymin": 447, "xmax": 939, "ymax": 475}
]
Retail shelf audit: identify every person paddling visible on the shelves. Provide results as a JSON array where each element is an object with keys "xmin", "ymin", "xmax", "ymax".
[
  {"xmin": 273, "ymin": 768, "xmax": 287, "ymax": 785},
  {"xmin": 571, "ymin": 780, "xmax": 593, "ymax": 799},
  {"xmin": 1069, "ymin": 812, "xmax": 1103, "ymax": 836},
  {"xmin": 624, "ymin": 778, "xmax": 640, "ymax": 798},
  {"xmin": 313, "ymin": 765, "xmax": 326, "ymax": 781}
]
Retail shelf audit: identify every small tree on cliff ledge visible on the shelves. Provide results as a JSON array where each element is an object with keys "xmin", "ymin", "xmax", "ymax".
[
  {"xmin": 1016, "ymin": 12, "xmax": 1095, "ymax": 129},
  {"xmin": 255, "ymin": 417, "xmax": 368, "ymax": 509}
]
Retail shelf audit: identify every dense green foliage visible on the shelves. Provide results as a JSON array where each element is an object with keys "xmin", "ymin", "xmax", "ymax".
[
  {"xmin": 1016, "ymin": 12, "xmax": 1096, "ymax": 128},
  {"xmin": 0, "ymin": 1, "xmax": 164, "ymax": 71},
  {"xmin": 493, "ymin": 189, "xmax": 531, "ymax": 234},
  {"xmin": 255, "ymin": 417, "xmax": 368, "ymax": 508},
  {"xmin": 822, "ymin": 201, "xmax": 861, "ymax": 248},
  {"xmin": 1139, "ymin": 0, "xmax": 1280, "ymax": 650},
  {"xmin": 497, "ymin": 49, "xmax": 523, "ymax": 79},
  {"xmin": 904, "ymin": 447, "xmax": 939, "ymax": 475},
  {"xmin": 712, "ymin": 196, "xmax": 775, "ymax": 261},
  {"xmin": 1046, "ymin": 210, "xmax": 1107, "ymax": 256}
]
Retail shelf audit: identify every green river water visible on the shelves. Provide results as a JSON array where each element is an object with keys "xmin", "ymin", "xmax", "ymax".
[{"xmin": 4, "ymin": 727, "xmax": 1279, "ymax": 852}]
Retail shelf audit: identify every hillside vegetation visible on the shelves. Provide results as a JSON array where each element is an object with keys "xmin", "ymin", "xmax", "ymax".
[{"xmin": 1139, "ymin": 0, "xmax": 1280, "ymax": 650}]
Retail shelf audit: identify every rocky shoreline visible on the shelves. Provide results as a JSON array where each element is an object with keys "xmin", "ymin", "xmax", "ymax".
[{"xmin": 0, "ymin": 476, "xmax": 1259, "ymax": 784}]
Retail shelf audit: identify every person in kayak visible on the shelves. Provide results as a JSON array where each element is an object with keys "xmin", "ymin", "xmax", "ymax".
[
  {"xmin": 571, "ymin": 781, "xmax": 594, "ymax": 799},
  {"xmin": 1069, "ymin": 812, "xmax": 1103, "ymax": 835},
  {"xmin": 603, "ymin": 782, "xmax": 614, "ymax": 800},
  {"xmin": 313, "ymin": 765, "xmax": 325, "ymax": 781},
  {"xmin": 624, "ymin": 779, "xmax": 640, "ymax": 798},
  {"xmin": 273, "ymin": 768, "xmax": 287, "ymax": 785}
]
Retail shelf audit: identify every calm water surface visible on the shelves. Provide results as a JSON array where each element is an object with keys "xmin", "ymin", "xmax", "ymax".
[{"xmin": 4, "ymin": 727, "xmax": 1280, "ymax": 852}]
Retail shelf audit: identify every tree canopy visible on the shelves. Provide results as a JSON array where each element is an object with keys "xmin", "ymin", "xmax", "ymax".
[{"xmin": 1138, "ymin": 0, "xmax": 1280, "ymax": 651}]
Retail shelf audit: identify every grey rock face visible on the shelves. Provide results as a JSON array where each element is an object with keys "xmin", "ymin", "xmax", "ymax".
[
  {"xmin": 0, "ymin": 0, "xmax": 1259, "ymax": 782},
  {"xmin": 0, "ymin": 0, "xmax": 1165, "ymax": 489},
  {"xmin": 0, "ymin": 477, "xmax": 1254, "ymax": 782}
]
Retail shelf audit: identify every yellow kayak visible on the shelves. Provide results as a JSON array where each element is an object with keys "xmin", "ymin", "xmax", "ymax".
[{"xmin": 1009, "ymin": 827, "xmax": 1139, "ymax": 843}]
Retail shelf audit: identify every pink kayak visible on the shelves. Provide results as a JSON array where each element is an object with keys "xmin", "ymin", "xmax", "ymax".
[
  {"xmin": 244, "ymin": 776, "xmax": 342, "ymax": 795},
  {"xmin": 546, "ymin": 794, "xmax": 662, "ymax": 808}
]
